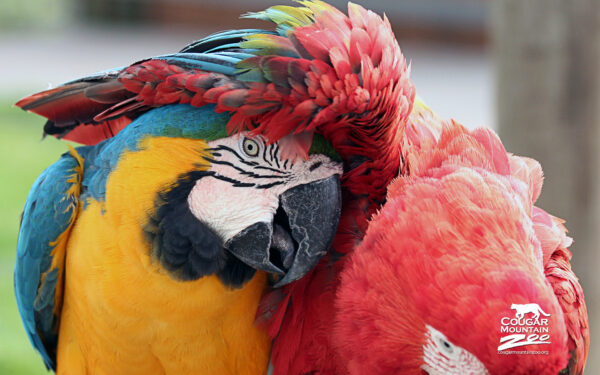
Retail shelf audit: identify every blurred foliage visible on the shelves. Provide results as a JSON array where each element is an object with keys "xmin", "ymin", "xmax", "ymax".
[
  {"xmin": 0, "ymin": 0, "xmax": 72, "ymax": 30},
  {"xmin": 79, "ymin": 0, "xmax": 150, "ymax": 24},
  {"xmin": 0, "ymin": 102, "xmax": 67, "ymax": 374}
]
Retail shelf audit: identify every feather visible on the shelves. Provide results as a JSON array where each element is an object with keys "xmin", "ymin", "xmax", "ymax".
[
  {"xmin": 15, "ymin": 147, "xmax": 84, "ymax": 369},
  {"xmin": 16, "ymin": 80, "xmax": 130, "ymax": 127},
  {"xmin": 180, "ymin": 29, "xmax": 276, "ymax": 53},
  {"xmin": 240, "ymin": 34, "xmax": 300, "ymax": 58},
  {"xmin": 56, "ymin": 118, "xmax": 131, "ymax": 145}
]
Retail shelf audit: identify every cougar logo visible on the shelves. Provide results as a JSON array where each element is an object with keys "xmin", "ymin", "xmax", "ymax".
[
  {"xmin": 511, "ymin": 303, "xmax": 551, "ymax": 319},
  {"xmin": 498, "ymin": 303, "xmax": 552, "ymax": 352}
]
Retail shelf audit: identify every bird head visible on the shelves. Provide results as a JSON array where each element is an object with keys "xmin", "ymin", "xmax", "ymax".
[
  {"xmin": 334, "ymin": 125, "xmax": 572, "ymax": 374},
  {"xmin": 83, "ymin": 103, "xmax": 342, "ymax": 287}
]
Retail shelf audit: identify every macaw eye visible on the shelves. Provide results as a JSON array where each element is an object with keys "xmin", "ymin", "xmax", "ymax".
[
  {"xmin": 242, "ymin": 138, "xmax": 260, "ymax": 157},
  {"xmin": 437, "ymin": 337, "xmax": 455, "ymax": 355}
]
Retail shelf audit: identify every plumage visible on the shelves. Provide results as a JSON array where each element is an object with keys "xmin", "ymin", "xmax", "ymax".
[{"xmin": 333, "ymin": 123, "xmax": 589, "ymax": 374}]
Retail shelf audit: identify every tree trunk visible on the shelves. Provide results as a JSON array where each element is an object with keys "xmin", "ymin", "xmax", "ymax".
[{"xmin": 492, "ymin": 0, "xmax": 600, "ymax": 372}]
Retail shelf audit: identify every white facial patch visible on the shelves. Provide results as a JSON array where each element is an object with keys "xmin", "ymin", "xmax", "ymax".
[
  {"xmin": 187, "ymin": 132, "xmax": 342, "ymax": 242},
  {"xmin": 421, "ymin": 325, "xmax": 489, "ymax": 375}
]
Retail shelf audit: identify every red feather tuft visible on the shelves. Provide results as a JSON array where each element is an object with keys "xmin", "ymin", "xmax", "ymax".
[
  {"xmin": 16, "ymin": 82, "xmax": 130, "ymax": 132},
  {"xmin": 61, "ymin": 117, "xmax": 131, "ymax": 145}
]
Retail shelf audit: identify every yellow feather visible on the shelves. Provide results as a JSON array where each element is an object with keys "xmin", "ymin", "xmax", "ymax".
[{"xmin": 295, "ymin": 0, "xmax": 333, "ymax": 15}]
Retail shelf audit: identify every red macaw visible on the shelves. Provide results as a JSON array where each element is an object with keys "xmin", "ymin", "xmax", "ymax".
[
  {"xmin": 263, "ymin": 83, "xmax": 589, "ymax": 375},
  {"xmin": 333, "ymin": 123, "xmax": 589, "ymax": 374}
]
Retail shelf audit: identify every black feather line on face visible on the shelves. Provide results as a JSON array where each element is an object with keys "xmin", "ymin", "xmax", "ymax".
[
  {"xmin": 202, "ymin": 156, "xmax": 291, "ymax": 179},
  {"xmin": 143, "ymin": 171, "xmax": 255, "ymax": 288},
  {"xmin": 208, "ymin": 145, "xmax": 260, "ymax": 167},
  {"xmin": 261, "ymin": 142, "xmax": 272, "ymax": 166},
  {"xmin": 272, "ymin": 143, "xmax": 281, "ymax": 169},
  {"xmin": 208, "ymin": 144, "xmax": 292, "ymax": 175}
]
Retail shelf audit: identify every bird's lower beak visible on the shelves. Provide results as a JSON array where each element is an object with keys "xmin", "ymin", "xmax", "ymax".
[{"xmin": 224, "ymin": 175, "xmax": 342, "ymax": 286}]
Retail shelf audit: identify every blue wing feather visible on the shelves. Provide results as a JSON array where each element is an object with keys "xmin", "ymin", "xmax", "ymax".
[{"xmin": 14, "ymin": 149, "xmax": 83, "ymax": 370}]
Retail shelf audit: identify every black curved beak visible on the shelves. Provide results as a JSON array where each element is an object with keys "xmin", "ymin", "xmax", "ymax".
[{"xmin": 224, "ymin": 174, "xmax": 342, "ymax": 286}]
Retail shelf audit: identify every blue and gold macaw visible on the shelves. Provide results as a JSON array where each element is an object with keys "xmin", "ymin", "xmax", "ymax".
[
  {"xmin": 14, "ymin": 10, "xmax": 346, "ymax": 373},
  {"xmin": 16, "ymin": 105, "xmax": 342, "ymax": 374}
]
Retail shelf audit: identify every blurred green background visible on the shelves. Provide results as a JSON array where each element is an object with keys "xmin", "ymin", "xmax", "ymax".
[{"xmin": 1, "ymin": 0, "xmax": 598, "ymax": 374}]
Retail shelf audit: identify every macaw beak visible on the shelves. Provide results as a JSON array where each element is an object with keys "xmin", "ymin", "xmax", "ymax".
[{"xmin": 224, "ymin": 174, "xmax": 342, "ymax": 286}]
